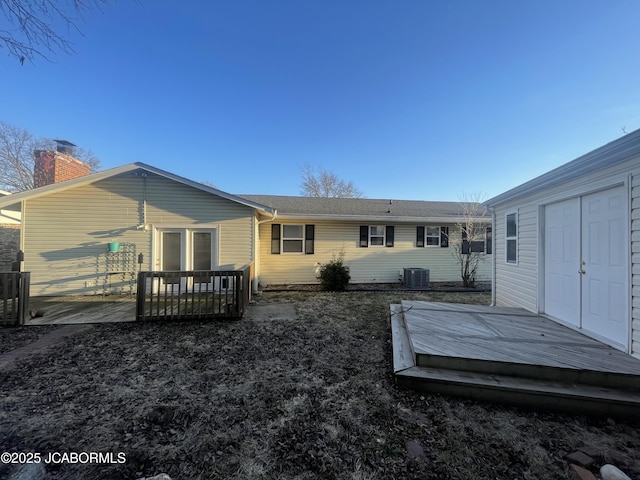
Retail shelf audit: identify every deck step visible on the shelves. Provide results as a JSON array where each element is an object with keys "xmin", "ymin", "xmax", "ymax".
[
  {"xmin": 390, "ymin": 304, "xmax": 640, "ymax": 417},
  {"xmin": 415, "ymin": 352, "xmax": 640, "ymax": 391},
  {"xmin": 395, "ymin": 365, "xmax": 640, "ymax": 418}
]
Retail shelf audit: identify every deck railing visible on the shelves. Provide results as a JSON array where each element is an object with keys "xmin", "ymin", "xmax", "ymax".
[
  {"xmin": 135, "ymin": 265, "xmax": 252, "ymax": 321},
  {"xmin": 0, "ymin": 272, "xmax": 30, "ymax": 326}
]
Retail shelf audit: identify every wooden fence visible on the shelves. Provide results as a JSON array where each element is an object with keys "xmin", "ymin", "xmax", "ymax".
[
  {"xmin": 0, "ymin": 272, "xmax": 30, "ymax": 326},
  {"xmin": 135, "ymin": 265, "xmax": 252, "ymax": 321}
]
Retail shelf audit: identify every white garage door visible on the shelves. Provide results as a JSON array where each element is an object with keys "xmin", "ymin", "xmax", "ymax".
[{"xmin": 544, "ymin": 185, "xmax": 629, "ymax": 350}]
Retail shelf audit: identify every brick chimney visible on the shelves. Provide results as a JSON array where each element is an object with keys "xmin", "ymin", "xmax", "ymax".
[{"xmin": 33, "ymin": 140, "xmax": 91, "ymax": 188}]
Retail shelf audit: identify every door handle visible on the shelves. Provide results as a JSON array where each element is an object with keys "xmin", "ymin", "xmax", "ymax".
[{"xmin": 579, "ymin": 269, "xmax": 586, "ymax": 275}]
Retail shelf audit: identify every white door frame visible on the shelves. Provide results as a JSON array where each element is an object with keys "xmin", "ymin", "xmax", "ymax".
[
  {"xmin": 153, "ymin": 225, "xmax": 219, "ymax": 291},
  {"xmin": 541, "ymin": 182, "xmax": 631, "ymax": 352}
]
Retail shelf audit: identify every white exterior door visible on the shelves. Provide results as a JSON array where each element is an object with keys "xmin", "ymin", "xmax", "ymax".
[
  {"xmin": 544, "ymin": 186, "xmax": 629, "ymax": 350},
  {"xmin": 580, "ymin": 187, "xmax": 628, "ymax": 347},
  {"xmin": 544, "ymin": 197, "xmax": 581, "ymax": 327},
  {"xmin": 156, "ymin": 228, "xmax": 218, "ymax": 291}
]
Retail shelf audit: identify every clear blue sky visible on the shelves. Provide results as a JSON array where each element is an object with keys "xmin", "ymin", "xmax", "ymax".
[{"xmin": 3, "ymin": 0, "xmax": 640, "ymax": 200}]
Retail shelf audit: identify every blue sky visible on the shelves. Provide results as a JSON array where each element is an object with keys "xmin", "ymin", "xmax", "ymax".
[{"xmin": 3, "ymin": 0, "xmax": 640, "ymax": 200}]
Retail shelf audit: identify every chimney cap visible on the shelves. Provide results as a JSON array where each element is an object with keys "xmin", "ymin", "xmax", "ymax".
[
  {"xmin": 53, "ymin": 139, "xmax": 76, "ymax": 148},
  {"xmin": 53, "ymin": 139, "xmax": 76, "ymax": 155}
]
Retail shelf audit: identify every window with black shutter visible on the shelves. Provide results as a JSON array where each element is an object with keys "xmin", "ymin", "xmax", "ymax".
[
  {"xmin": 416, "ymin": 226, "xmax": 425, "ymax": 247},
  {"xmin": 385, "ymin": 226, "xmax": 394, "ymax": 247},
  {"xmin": 461, "ymin": 227, "xmax": 470, "ymax": 254},
  {"xmin": 440, "ymin": 226, "xmax": 449, "ymax": 248},
  {"xmin": 305, "ymin": 225, "xmax": 315, "ymax": 254},
  {"xmin": 271, "ymin": 224, "xmax": 281, "ymax": 254},
  {"xmin": 359, "ymin": 226, "xmax": 368, "ymax": 247}
]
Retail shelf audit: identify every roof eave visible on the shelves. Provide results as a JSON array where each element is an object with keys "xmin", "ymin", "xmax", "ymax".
[
  {"xmin": 485, "ymin": 128, "xmax": 640, "ymax": 207},
  {"xmin": 274, "ymin": 213, "xmax": 490, "ymax": 223},
  {"xmin": 0, "ymin": 162, "xmax": 275, "ymax": 214}
]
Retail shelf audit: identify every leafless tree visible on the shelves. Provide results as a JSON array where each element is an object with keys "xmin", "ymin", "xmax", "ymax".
[
  {"xmin": 0, "ymin": 120, "xmax": 101, "ymax": 192},
  {"xmin": 299, "ymin": 164, "xmax": 363, "ymax": 198},
  {"xmin": 0, "ymin": 0, "xmax": 112, "ymax": 63},
  {"xmin": 450, "ymin": 192, "xmax": 490, "ymax": 288}
]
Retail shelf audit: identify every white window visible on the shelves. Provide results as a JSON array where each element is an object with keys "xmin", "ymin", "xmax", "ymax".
[
  {"xmin": 282, "ymin": 224, "xmax": 304, "ymax": 253},
  {"xmin": 369, "ymin": 225, "xmax": 385, "ymax": 246},
  {"xmin": 505, "ymin": 211, "xmax": 517, "ymax": 264},
  {"xmin": 425, "ymin": 226, "xmax": 440, "ymax": 246}
]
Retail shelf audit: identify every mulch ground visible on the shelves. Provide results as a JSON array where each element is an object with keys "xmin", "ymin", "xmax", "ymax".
[{"xmin": 0, "ymin": 290, "xmax": 638, "ymax": 480}]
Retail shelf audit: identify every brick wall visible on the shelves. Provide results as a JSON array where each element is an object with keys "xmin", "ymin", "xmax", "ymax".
[
  {"xmin": 33, "ymin": 150, "xmax": 91, "ymax": 188},
  {"xmin": 0, "ymin": 225, "xmax": 20, "ymax": 271}
]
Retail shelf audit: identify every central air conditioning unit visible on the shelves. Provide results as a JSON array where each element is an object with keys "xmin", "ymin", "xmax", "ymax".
[{"xmin": 403, "ymin": 268, "xmax": 429, "ymax": 290}]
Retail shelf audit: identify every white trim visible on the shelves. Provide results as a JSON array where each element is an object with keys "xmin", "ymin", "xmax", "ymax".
[
  {"xmin": 154, "ymin": 225, "xmax": 219, "ymax": 271},
  {"xmin": 281, "ymin": 224, "xmax": 305, "ymax": 255},
  {"xmin": 369, "ymin": 225, "xmax": 386, "ymax": 247},
  {"xmin": 424, "ymin": 226, "xmax": 440, "ymax": 247},
  {"xmin": 485, "ymin": 128, "xmax": 640, "ymax": 207},
  {"xmin": 0, "ymin": 162, "xmax": 275, "ymax": 215},
  {"xmin": 539, "ymin": 181, "xmax": 631, "ymax": 353}
]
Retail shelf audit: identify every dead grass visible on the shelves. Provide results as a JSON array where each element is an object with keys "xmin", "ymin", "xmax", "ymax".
[{"xmin": 0, "ymin": 290, "xmax": 638, "ymax": 480}]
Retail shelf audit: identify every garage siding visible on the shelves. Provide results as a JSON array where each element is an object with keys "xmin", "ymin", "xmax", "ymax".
[
  {"xmin": 490, "ymin": 155, "xmax": 640, "ymax": 357},
  {"xmin": 632, "ymin": 173, "xmax": 640, "ymax": 359}
]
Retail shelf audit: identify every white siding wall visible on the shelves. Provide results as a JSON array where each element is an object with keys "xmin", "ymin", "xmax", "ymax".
[
  {"xmin": 257, "ymin": 221, "xmax": 492, "ymax": 286},
  {"xmin": 492, "ymin": 204, "xmax": 539, "ymax": 312},
  {"xmin": 632, "ymin": 173, "xmax": 640, "ymax": 359},
  {"xmin": 23, "ymin": 171, "xmax": 255, "ymax": 296},
  {"xmin": 491, "ymin": 156, "xmax": 640, "ymax": 358}
]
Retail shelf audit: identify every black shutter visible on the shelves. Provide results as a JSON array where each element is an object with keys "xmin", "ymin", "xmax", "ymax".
[
  {"xmin": 486, "ymin": 226, "xmax": 492, "ymax": 254},
  {"xmin": 440, "ymin": 226, "xmax": 449, "ymax": 248},
  {"xmin": 271, "ymin": 224, "xmax": 281, "ymax": 254},
  {"xmin": 385, "ymin": 226, "xmax": 394, "ymax": 247},
  {"xmin": 416, "ymin": 226, "xmax": 425, "ymax": 247},
  {"xmin": 360, "ymin": 226, "xmax": 368, "ymax": 247},
  {"xmin": 471, "ymin": 240, "xmax": 485, "ymax": 253},
  {"xmin": 305, "ymin": 225, "xmax": 315, "ymax": 254},
  {"xmin": 461, "ymin": 227, "xmax": 470, "ymax": 254}
]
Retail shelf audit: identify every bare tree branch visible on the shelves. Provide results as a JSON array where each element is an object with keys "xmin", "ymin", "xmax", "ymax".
[
  {"xmin": 0, "ymin": 0, "xmax": 113, "ymax": 63},
  {"xmin": 299, "ymin": 164, "xmax": 363, "ymax": 198},
  {"xmin": 0, "ymin": 120, "xmax": 101, "ymax": 192},
  {"xmin": 450, "ymin": 192, "xmax": 490, "ymax": 288}
]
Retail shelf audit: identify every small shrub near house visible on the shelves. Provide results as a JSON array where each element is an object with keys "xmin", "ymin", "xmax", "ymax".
[{"xmin": 317, "ymin": 253, "xmax": 350, "ymax": 291}]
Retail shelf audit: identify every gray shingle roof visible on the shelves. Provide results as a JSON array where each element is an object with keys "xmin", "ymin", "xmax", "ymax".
[{"xmin": 238, "ymin": 195, "xmax": 485, "ymax": 221}]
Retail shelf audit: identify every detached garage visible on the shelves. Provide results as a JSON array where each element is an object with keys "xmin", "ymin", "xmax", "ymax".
[{"xmin": 485, "ymin": 129, "xmax": 640, "ymax": 359}]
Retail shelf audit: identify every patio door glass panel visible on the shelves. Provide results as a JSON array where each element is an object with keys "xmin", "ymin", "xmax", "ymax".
[
  {"xmin": 161, "ymin": 232, "xmax": 182, "ymax": 271},
  {"xmin": 193, "ymin": 232, "xmax": 212, "ymax": 270}
]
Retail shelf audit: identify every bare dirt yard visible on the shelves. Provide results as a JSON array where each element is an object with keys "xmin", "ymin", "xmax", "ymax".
[{"xmin": 0, "ymin": 290, "xmax": 638, "ymax": 479}]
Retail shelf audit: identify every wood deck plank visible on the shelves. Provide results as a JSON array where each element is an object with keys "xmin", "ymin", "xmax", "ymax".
[
  {"xmin": 400, "ymin": 300, "xmax": 640, "ymax": 376},
  {"xmin": 393, "ymin": 301, "xmax": 640, "ymax": 415},
  {"xmin": 390, "ymin": 304, "xmax": 415, "ymax": 372}
]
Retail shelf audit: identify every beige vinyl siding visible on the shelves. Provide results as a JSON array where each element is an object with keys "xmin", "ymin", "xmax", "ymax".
[
  {"xmin": 257, "ymin": 221, "xmax": 491, "ymax": 286},
  {"xmin": 632, "ymin": 173, "xmax": 640, "ymax": 359},
  {"xmin": 491, "ymin": 155, "xmax": 640, "ymax": 357},
  {"xmin": 23, "ymin": 171, "xmax": 255, "ymax": 296}
]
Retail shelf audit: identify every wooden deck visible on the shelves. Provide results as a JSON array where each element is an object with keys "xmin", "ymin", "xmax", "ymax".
[
  {"xmin": 391, "ymin": 301, "xmax": 640, "ymax": 417},
  {"xmin": 25, "ymin": 296, "xmax": 137, "ymax": 325}
]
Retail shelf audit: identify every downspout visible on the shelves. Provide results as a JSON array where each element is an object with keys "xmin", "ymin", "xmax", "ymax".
[
  {"xmin": 138, "ymin": 172, "xmax": 148, "ymax": 231},
  {"xmin": 20, "ymin": 200, "xmax": 26, "ymax": 269},
  {"xmin": 253, "ymin": 209, "xmax": 278, "ymax": 293}
]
